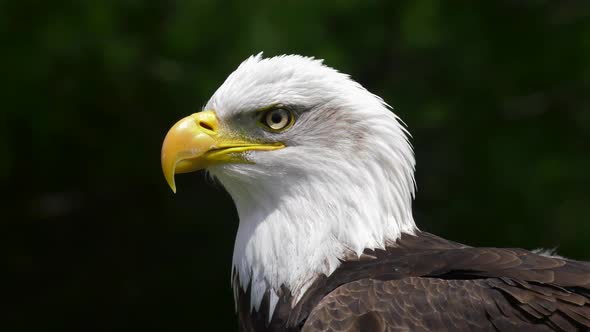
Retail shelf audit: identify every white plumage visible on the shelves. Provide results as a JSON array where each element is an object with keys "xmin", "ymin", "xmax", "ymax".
[{"xmin": 204, "ymin": 54, "xmax": 417, "ymax": 316}]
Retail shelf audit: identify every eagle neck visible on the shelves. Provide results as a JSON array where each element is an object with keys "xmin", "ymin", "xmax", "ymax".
[{"xmin": 218, "ymin": 153, "xmax": 417, "ymax": 317}]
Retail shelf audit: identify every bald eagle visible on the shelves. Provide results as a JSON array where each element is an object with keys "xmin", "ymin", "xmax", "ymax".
[{"xmin": 161, "ymin": 54, "xmax": 590, "ymax": 331}]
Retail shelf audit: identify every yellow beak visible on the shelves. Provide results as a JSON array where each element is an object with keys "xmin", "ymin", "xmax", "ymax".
[{"xmin": 161, "ymin": 110, "xmax": 284, "ymax": 193}]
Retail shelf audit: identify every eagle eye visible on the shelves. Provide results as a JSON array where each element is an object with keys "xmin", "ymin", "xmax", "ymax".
[{"xmin": 261, "ymin": 108, "xmax": 294, "ymax": 132}]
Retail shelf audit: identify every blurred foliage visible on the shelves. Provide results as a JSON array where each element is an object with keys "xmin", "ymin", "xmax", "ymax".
[{"xmin": 3, "ymin": 0, "xmax": 590, "ymax": 331}]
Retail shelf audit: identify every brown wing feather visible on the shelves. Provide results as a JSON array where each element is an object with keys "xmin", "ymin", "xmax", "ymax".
[
  {"xmin": 303, "ymin": 278, "xmax": 560, "ymax": 332},
  {"xmin": 301, "ymin": 232, "xmax": 590, "ymax": 331},
  {"xmin": 238, "ymin": 232, "xmax": 590, "ymax": 331}
]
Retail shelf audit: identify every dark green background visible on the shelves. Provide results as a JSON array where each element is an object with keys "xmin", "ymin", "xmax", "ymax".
[{"xmin": 4, "ymin": 1, "xmax": 590, "ymax": 331}]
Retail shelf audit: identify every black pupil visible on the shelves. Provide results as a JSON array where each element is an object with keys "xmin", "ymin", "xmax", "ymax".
[{"xmin": 271, "ymin": 111, "xmax": 283, "ymax": 124}]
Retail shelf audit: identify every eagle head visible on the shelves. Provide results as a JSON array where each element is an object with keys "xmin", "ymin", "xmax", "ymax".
[{"xmin": 161, "ymin": 54, "xmax": 416, "ymax": 311}]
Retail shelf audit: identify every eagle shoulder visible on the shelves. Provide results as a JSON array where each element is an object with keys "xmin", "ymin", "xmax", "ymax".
[
  {"xmin": 304, "ymin": 277, "xmax": 589, "ymax": 331},
  {"xmin": 302, "ymin": 232, "xmax": 590, "ymax": 331}
]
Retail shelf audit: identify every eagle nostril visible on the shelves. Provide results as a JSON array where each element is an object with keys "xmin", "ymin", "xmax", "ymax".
[{"xmin": 199, "ymin": 121, "xmax": 214, "ymax": 132}]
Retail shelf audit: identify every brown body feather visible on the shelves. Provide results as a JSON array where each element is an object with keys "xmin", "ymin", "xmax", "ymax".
[{"xmin": 237, "ymin": 232, "xmax": 590, "ymax": 331}]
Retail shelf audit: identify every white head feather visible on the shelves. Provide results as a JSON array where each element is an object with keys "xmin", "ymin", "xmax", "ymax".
[{"xmin": 205, "ymin": 54, "xmax": 417, "ymax": 317}]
